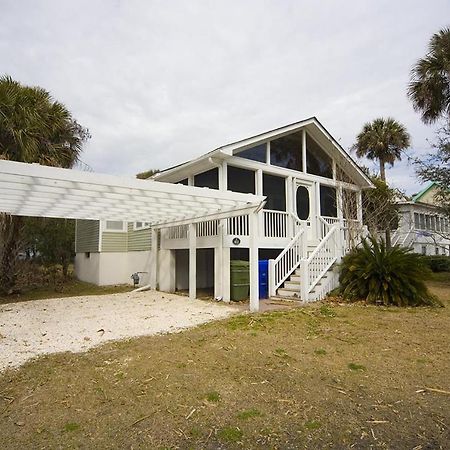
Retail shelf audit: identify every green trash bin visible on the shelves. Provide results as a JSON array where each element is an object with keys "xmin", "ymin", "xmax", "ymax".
[{"xmin": 230, "ymin": 260, "xmax": 250, "ymax": 301}]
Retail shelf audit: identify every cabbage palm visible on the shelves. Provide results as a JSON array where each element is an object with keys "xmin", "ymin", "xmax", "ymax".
[
  {"xmin": 352, "ymin": 117, "xmax": 410, "ymax": 182},
  {"xmin": 0, "ymin": 75, "xmax": 89, "ymax": 293},
  {"xmin": 408, "ymin": 27, "xmax": 450, "ymax": 124},
  {"xmin": 339, "ymin": 237, "xmax": 438, "ymax": 307}
]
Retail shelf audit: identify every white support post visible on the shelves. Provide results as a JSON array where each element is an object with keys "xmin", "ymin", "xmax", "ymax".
[
  {"xmin": 256, "ymin": 169, "xmax": 264, "ymax": 234},
  {"xmin": 249, "ymin": 211, "xmax": 259, "ymax": 312},
  {"xmin": 268, "ymin": 259, "xmax": 275, "ymax": 297},
  {"xmin": 222, "ymin": 246, "xmax": 231, "ymax": 302},
  {"xmin": 150, "ymin": 227, "xmax": 158, "ymax": 289},
  {"xmin": 356, "ymin": 190, "xmax": 363, "ymax": 223},
  {"xmin": 302, "ymin": 129, "xmax": 307, "ymax": 173},
  {"xmin": 286, "ymin": 176, "xmax": 293, "ymax": 237},
  {"xmin": 214, "ymin": 221, "xmax": 224, "ymax": 299},
  {"xmin": 189, "ymin": 223, "xmax": 196, "ymax": 300},
  {"xmin": 300, "ymin": 260, "xmax": 308, "ymax": 302}
]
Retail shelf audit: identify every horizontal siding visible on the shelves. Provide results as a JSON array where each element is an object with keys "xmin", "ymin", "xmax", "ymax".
[
  {"xmin": 101, "ymin": 232, "xmax": 128, "ymax": 252},
  {"xmin": 127, "ymin": 223, "xmax": 152, "ymax": 251},
  {"xmin": 75, "ymin": 220, "xmax": 100, "ymax": 253}
]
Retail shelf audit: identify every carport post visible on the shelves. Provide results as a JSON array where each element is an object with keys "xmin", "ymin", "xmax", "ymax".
[
  {"xmin": 249, "ymin": 210, "xmax": 259, "ymax": 312},
  {"xmin": 150, "ymin": 228, "xmax": 158, "ymax": 289},
  {"xmin": 189, "ymin": 223, "xmax": 196, "ymax": 300}
]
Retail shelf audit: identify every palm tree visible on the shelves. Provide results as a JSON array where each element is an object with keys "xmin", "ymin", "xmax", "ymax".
[
  {"xmin": 0, "ymin": 75, "xmax": 90, "ymax": 293},
  {"xmin": 352, "ymin": 118, "xmax": 410, "ymax": 247},
  {"xmin": 352, "ymin": 117, "xmax": 410, "ymax": 182},
  {"xmin": 408, "ymin": 27, "xmax": 450, "ymax": 124}
]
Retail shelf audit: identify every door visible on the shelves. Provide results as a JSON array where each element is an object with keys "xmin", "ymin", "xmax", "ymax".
[{"xmin": 294, "ymin": 181, "xmax": 315, "ymax": 240}]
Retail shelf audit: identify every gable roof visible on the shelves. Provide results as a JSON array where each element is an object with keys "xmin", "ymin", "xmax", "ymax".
[
  {"xmin": 152, "ymin": 117, "xmax": 373, "ymax": 188},
  {"xmin": 412, "ymin": 182, "xmax": 439, "ymax": 203}
]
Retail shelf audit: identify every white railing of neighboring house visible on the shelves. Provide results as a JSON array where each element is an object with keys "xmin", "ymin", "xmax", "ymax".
[
  {"xmin": 196, "ymin": 219, "xmax": 219, "ymax": 237},
  {"xmin": 263, "ymin": 210, "xmax": 289, "ymax": 238},
  {"xmin": 268, "ymin": 224, "xmax": 306, "ymax": 297},
  {"xmin": 300, "ymin": 224, "xmax": 340, "ymax": 301},
  {"xmin": 166, "ymin": 224, "xmax": 188, "ymax": 240},
  {"xmin": 226, "ymin": 214, "xmax": 249, "ymax": 236}
]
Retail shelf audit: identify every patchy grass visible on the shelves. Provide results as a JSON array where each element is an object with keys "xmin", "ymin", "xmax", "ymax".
[
  {"xmin": 0, "ymin": 279, "xmax": 132, "ymax": 305},
  {"xmin": 237, "ymin": 408, "xmax": 263, "ymax": 420},
  {"xmin": 348, "ymin": 362, "xmax": 366, "ymax": 371},
  {"xmin": 0, "ymin": 278, "xmax": 448, "ymax": 449},
  {"xmin": 205, "ymin": 391, "xmax": 221, "ymax": 403}
]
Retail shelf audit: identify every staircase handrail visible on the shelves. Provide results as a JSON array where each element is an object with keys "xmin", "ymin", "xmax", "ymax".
[
  {"xmin": 301, "ymin": 224, "xmax": 339, "ymax": 298},
  {"xmin": 268, "ymin": 226, "xmax": 306, "ymax": 296}
]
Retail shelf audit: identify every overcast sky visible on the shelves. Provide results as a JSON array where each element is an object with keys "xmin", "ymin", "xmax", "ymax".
[{"xmin": 1, "ymin": 0, "xmax": 449, "ymax": 195}]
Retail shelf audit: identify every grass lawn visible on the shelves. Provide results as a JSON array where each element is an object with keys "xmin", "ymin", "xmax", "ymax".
[
  {"xmin": 0, "ymin": 279, "xmax": 133, "ymax": 305},
  {"xmin": 0, "ymin": 275, "xmax": 449, "ymax": 449}
]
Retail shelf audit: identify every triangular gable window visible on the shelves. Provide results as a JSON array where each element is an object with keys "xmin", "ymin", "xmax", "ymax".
[{"xmin": 306, "ymin": 133, "xmax": 332, "ymax": 179}]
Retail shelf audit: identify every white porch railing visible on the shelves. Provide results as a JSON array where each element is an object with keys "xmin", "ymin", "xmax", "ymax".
[
  {"xmin": 263, "ymin": 210, "xmax": 289, "ymax": 238},
  {"xmin": 226, "ymin": 214, "xmax": 249, "ymax": 236},
  {"xmin": 300, "ymin": 224, "xmax": 340, "ymax": 301},
  {"xmin": 165, "ymin": 224, "xmax": 188, "ymax": 239},
  {"xmin": 196, "ymin": 219, "xmax": 219, "ymax": 237}
]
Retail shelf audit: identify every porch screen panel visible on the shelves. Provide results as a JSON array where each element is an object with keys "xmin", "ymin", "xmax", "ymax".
[
  {"xmin": 270, "ymin": 131, "xmax": 303, "ymax": 171},
  {"xmin": 194, "ymin": 168, "xmax": 219, "ymax": 189},
  {"xmin": 306, "ymin": 133, "xmax": 333, "ymax": 179},
  {"xmin": 235, "ymin": 144, "xmax": 266, "ymax": 163},
  {"xmin": 342, "ymin": 190, "xmax": 357, "ymax": 220},
  {"xmin": 320, "ymin": 185, "xmax": 337, "ymax": 217},
  {"xmin": 263, "ymin": 174, "xmax": 286, "ymax": 211},
  {"xmin": 227, "ymin": 166, "xmax": 256, "ymax": 194}
]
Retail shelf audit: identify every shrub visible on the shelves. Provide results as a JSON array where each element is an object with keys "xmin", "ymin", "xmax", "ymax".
[
  {"xmin": 420, "ymin": 255, "xmax": 450, "ymax": 272},
  {"xmin": 339, "ymin": 238, "xmax": 438, "ymax": 306}
]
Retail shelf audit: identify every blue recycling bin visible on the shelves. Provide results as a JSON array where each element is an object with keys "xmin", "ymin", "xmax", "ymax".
[{"xmin": 258, "ymin": 260, "xmax": 269, "ymax": 299}]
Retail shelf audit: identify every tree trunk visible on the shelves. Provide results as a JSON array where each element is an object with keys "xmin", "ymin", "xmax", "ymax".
[
  {"xmin": 379, "ymin": 159, "xmax": 386, "ymax": 182},
  {"xmin": 0, "ymin": 215, "xmax": 24, "ymax": 294}
]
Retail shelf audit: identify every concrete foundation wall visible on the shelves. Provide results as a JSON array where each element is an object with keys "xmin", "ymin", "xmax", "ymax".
[{"xmin": 75, "ymin": 251, "xmax": 152, "ymax": 286}]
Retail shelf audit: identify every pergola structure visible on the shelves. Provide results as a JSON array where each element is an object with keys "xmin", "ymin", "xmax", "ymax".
[{"xmin": 0, "ymin": 160, "xmax": 265, "ymax": 311}]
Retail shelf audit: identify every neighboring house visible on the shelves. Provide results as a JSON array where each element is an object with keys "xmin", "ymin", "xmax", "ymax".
[
  {"xmin": 393, "ymin": 182, "xmax": 450, "ymax": 255},
  {"xmin": 75, "ymin": 117, "xmax": 373, "ymax": 301}
]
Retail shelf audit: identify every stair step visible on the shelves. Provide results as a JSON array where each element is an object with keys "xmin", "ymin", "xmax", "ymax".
[
  {"xmin": 284, "ymin": 281, "xmax": 301, "ymax": 290},
  {"xmin": 290, "ymin": 275, "xmax": 301, "ymax": 282},
  {"xmin": 277, "ymin": 288, "xmax": 301, "ymax": 298}
]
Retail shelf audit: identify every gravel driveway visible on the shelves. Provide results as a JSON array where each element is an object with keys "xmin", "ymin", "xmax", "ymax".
[{"xmin": 0, "ymin": 291, "xmax": 240, "ymax": 372}]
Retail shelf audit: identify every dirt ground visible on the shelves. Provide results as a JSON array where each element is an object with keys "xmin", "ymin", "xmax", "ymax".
[
  {"xmin": 0, "ymin": 277, "xmax": 449, "ymax": 449},
  {"xmin": 0, "ymin": 291, "xmax": 239, "ymax": 371}
]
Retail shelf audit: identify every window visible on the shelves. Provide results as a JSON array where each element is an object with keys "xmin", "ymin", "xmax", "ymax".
[
  {"xmin": 235, "ymin": 144, "xmax": 266, "ymax": 163},
  {"xmin": 419, "ymin": 214, "xmax": 425, "ymax": 230},
  {"xmin": 178, "ymin": 178, "xmax": 188, "ymax": 185},
  {"xmin": 306, "ymin": 133, "xmax": 333, "ymax": 178},
  {"xmin": 104, "ymin": 220, "xmax": 126, "ymax": 232},
  {"xmin": 422, "ymin": 245, "xmax": 427, "ymax": 255},
  {"xmin": 414, "ymin": 213, "xmax": 420, "ymax": 229},
  {"xmin": 296, "ymin": 185, "xmax": 310, "ymax": 220},
  {"xmin": 435, "ymin": 247, "xmax": 439, "ymax": 255},
  {"xmin": 194, "ymin": 168, "xmax": 219, "ymax": 189},
  {"xmin": 425, "ymin": 215, "xmax": 431, "ymax": 230},
  {"xmin": 227, "ymin": 166, "xmax": 255, "ymax": 194},
  {"xmin": 270, "ymin": 131, "xmax": 303, "ymax": 171},
  {"xmin": 134, "ymin": 222, "xmax": 151, "ymax": 230},
  {"xmin": 263, "ymin": 174, "xmax": 286, "ymax": 211},
  {"xmin": 320, "ymin": 185, "xmax": 337, "ymax": 217}
]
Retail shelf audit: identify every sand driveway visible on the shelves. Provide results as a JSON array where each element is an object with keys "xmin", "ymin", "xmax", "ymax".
[{"xmin": 0, "ymin": 291, "xmax": 239, "ymax": 372}]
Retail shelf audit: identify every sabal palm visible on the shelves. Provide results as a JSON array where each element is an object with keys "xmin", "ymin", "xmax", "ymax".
[
  {"xmin": 408, "ymin": 27, "xmax": 450, "ymax": 124},
  {"xmin": 0, "ymin": 75, "xmax": 89, "ymax": 293},
  {"xmin": 352, "ymin": 117, "xmax": 410, "ymax": 182},
  {"xmin": 0, "ymin": 75, "xmax": 88, "ymax": 167}
]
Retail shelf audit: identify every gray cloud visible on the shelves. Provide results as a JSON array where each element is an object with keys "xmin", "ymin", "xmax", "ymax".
[{"xmin": 1, "ymin": 0, "xmax": 449, "ymax": 194}]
